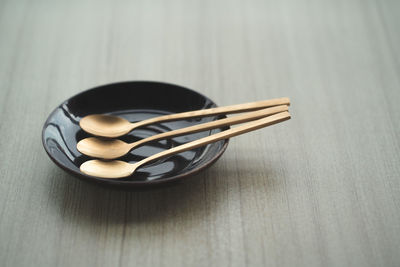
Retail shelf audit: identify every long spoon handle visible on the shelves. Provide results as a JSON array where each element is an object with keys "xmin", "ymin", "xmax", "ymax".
[
  {"xmin": 131, "ymin": 111, "xmax": 290, "ymax": 172},
  {"xmin": 131, "ymin": 105, "xmax": 288, "ymax": 149},
  {"xmin": 132, "ymin": 97, "xmax": 290, "ymax": 129}
]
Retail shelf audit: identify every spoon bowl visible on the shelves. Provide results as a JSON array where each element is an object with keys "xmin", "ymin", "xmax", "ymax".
[
  {"xmin": 80, "ymin": 160, "xmax": 134, "ymax": 179},
  {"xmin": 77, "ymin": 137, "xmax": 132, "ymax": 159},
  {"xmin": 79, "ymin": 114, "xmax": 133, "ymax": 138}
]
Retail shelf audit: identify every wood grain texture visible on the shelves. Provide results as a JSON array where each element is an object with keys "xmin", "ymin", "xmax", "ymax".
[{"xmin": 0, "ymin": 0, "xmax": 399, "ymax": 266}]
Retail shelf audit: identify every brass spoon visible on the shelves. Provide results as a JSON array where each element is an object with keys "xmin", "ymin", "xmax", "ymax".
[
  {"xmin": 77, "ymin": 105, "xmax": 288, "ymax": 159},
  {"xmin": 79, "ymin": 97, "xmax": 290, "ymax": 138},
  {"xmin": 80, "ymin": 111, "xmax": 291, "ymax": 179}
]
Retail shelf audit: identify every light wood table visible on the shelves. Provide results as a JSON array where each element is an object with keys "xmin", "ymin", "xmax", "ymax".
[{"xmin": 0, "ymin": 0, "xmax": 399, "ymax": 266}]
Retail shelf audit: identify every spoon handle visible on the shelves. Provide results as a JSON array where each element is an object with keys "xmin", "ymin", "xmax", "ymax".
[
  {"xmin": 131, "ymin": 111, "xmax": 290, "ymax": 172},
  {"xmin": 132, "ymin": 97, "xmax": 290, "ymax": 129},
  {"xmin": 131, "ymin": 105, "xmax": 288, "ymax": 149}
]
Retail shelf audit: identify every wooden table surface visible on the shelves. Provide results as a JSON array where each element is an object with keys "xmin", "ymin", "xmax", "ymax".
[{"xmin": 1, "ymin": 0, "xmax": 399, "ymax": 266}]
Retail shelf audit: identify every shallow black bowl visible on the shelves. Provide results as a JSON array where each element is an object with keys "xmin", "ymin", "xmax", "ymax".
[{"xmin": 42, "ymin": 81, "xmax": 229, "ymax": 188}]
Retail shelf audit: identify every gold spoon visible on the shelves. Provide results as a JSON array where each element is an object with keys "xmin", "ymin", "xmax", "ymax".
[
  {"xmin": 80, "ymin": 111, "xmax": 291, "ymax": 179},
  {"xmin": 79, "ymin": 97, "xmax": 290, "ymax": 138},
  {"xmin": 77, "ymin": 105, "xmax": 288, "ymax": 159}
]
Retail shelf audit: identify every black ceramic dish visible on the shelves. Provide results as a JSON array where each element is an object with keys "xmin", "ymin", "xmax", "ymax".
[{"xmin": 42, "ymin": 81, "xmax": 229, "ymax": 188}]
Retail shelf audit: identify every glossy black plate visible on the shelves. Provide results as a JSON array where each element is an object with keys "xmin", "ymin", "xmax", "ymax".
[{"xmin": 42, "ymin": 81, "xmax": 229, "ymax": 188}]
